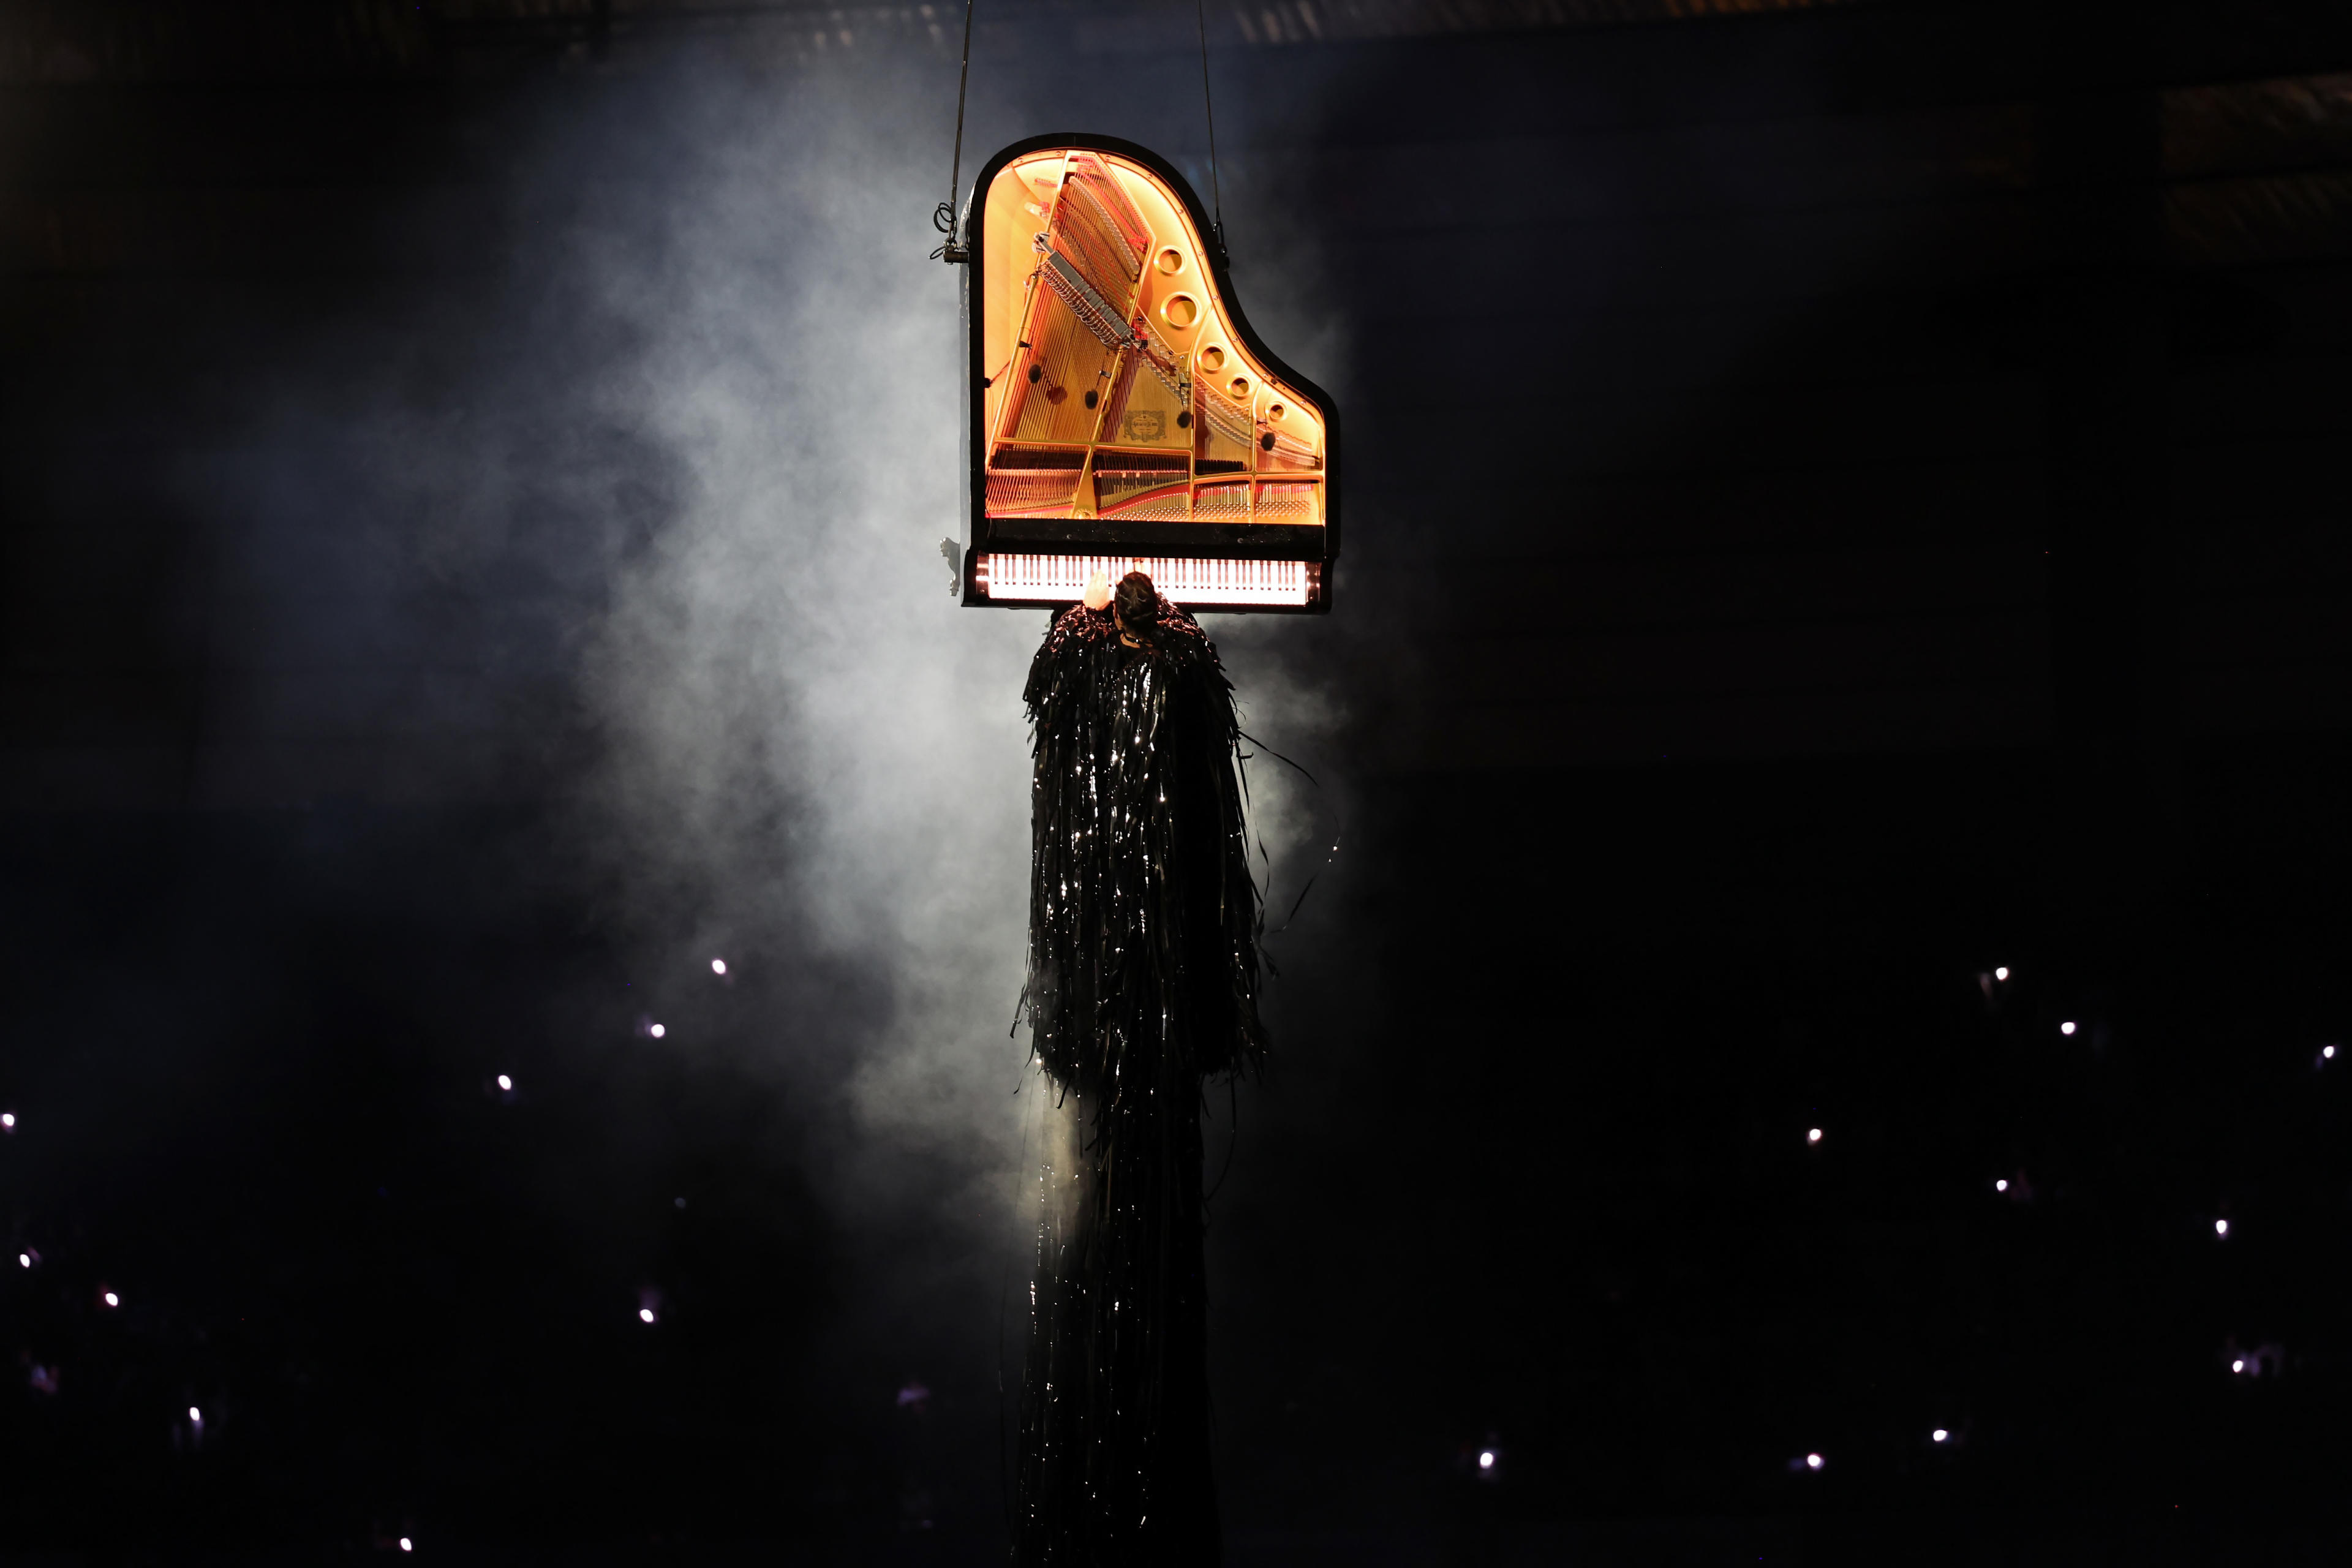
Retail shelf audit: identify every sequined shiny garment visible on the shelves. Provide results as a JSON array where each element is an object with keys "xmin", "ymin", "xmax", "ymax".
[{"xmin": 1014, "ymin": 594, "xmax": 1266, "ymax": 1567}]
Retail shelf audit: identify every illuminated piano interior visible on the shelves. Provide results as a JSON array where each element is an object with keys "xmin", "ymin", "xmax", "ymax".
[{"xmin": 974, "ymin": 146, "xmax": 1329, "ymax": 610}]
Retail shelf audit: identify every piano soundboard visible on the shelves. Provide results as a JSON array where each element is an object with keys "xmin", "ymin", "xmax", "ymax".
[{"xmin": 958, "ymin": 137, "xmax": 1339, "ymax": 614}]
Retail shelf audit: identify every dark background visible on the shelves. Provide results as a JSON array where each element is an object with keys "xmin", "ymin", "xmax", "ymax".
[{"xmin": 6, "ymin": 1, "xmax": 2352, "ymax": 1561}]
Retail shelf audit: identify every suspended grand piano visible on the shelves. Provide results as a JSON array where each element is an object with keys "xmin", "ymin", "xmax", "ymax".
[{"xmin": 956, "ymin": 135, "xmax": 1338, "ymax": 614}]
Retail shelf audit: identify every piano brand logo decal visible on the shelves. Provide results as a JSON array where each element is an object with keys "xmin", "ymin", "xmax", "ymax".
[{"xmin": 1122, "ymin": 410, "xmax": 1166, "ymax": 442}]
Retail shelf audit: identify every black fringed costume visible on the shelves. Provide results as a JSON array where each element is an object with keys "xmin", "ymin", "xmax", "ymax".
[{"xmin": 1013, "ymin": 586, "xmax": 1267, "ymax": 1567}]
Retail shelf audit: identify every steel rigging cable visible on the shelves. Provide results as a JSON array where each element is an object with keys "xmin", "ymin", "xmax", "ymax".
[
  {"xmin": 931, "ymin": 0, "xmax": 1229, "ymax": 264},
  {"xmin": 1194, "ymin": 0, "xmax": 1225, "ymax": 260},
  {"xmin": 932, "ymin": 0, "xmax": 978, "ymax": 262}
]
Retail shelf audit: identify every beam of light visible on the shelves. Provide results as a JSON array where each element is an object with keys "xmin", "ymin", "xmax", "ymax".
[
  {"xmin": 1477, "ymin": 1449, "xmax": 1495, "ymax": 1470},
  {"xmin": 2060, "ymin": 1020, "xmax": 2077, "ymax": 1036},
  {"xmin": 2215, "ymin": 1219, "xmax": 2229, "ymax": 1237},
  {"xmin": 17, "ymin": 1253, "xmax": 28, "ymax": 1268},
  {"xmin": 2232, "ymin": 1359, "xmax": 2245, "ymax": 1373},
  {"xmin": 102, "ymin": 1291, "xmax": 119, "ymax": 1308},
  {"xmin": 1, "ymin": 1112, "xmax": 14, "ymax": 1129},
  {"xmin": 458, "ymin": 69, "xmax": 1342, "ymax": 1385},
  {"xmin": 496, "ymin": 1074, "xmax": 513, "ymax": 1091},
  {"xmin": 711, "ymin": 958, "xmax": 727, "ymax": 975},
  {"xmin": 2326, "ymin": 1045, "xmax": 2339, "ymax": 1060},
  {"xmin": 189, "ymin": 1406, "xmax": 202, "ymax": 1422},
  {"xmin": 640, "ymin": 1307, "xmax": 657, "ymax": 1323},
  {"xmin": 399, "ymin": 1539, "xmax": 413, "ymax": 1554},
  {"xmin": 1994, "ymin": 967, "xmax": 2009, "ymax": 981},
  {"xmin": 1995, "ymin": 1180, "xmax": 2008, "ymax": 1192},
  {"xmin": 1806, "ymin": 1453, "xmax": 1824, "ymax": 1470},
  {"xmin": 1807, "ymin": 1128, "xmax": 1823, "ymax": 1145},
  {"xmin": 1932, "ymin": 1428, "xmax": 1948, "ymax": 1443}
]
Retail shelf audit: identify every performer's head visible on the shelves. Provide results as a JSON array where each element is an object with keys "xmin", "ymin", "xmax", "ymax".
[{"xmin": 1114, "ymin": 571, "xmax": 1159, "ymax": 636}]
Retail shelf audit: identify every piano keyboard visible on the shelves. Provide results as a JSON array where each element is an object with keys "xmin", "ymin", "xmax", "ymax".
[{"xmin": 981, "ymin": 553, "xmax": 1312, "ymax": 608}]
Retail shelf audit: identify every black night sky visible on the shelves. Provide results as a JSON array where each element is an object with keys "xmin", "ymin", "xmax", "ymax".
[{"xmin": 6, "ymin": 2, "xmax": 2352, "ymax": 1562}]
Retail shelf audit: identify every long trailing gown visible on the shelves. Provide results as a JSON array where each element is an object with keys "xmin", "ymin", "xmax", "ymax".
[{"xmin": 1012, "ymin": 592, "xmax": 1267, "ymax": 1567}]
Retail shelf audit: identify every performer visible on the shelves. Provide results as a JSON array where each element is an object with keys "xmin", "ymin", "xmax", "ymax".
[{"xmin": 1014, "ymin": 569, "xmax": 1268, "ymax": 1566}]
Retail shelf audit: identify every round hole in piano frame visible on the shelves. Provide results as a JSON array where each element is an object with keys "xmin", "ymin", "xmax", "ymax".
[
  {"xmin": 1162, "ymin": 294, "xmax": 1199, "ymax": 329},
  {"xmin": 1268, "ymin": 402, "xmax": 1287, "ymax": 422},
  {"xmin": 1156, "ymin": 247, "xmax": 1185, "ymax": 275},
  {"xmin": 1227, "ymin": 375, "xmax": 1251, "ymax": 400},
  {"xmin": 1197, "ymin": 346, "xmax": 1226, "ymax": 374}
]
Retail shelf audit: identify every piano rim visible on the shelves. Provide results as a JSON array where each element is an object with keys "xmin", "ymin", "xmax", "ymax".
[{"xmin": 957, "ymin": 132, "xmax": 1341, "ymax": 618}]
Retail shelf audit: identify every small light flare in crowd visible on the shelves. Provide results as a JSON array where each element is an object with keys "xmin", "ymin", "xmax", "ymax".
[
  {"xmin": 639, "ymin": 1307, "xmax": 657, "ymax": 1324},
  {"xmin": 1806, "ymin": 1453, "xmax": 1825, "ymax": 1471},
  {"xmin": 17, "ymin": 1251, "xmax": 31, "ymax": 1268},
  {"xmin": 1932, "ymin": 1428, "xmax": 1949, "ymax": 1444},
  {"xmin": 1477, "ymin": 1449, "xmax": 1496, "ymax": 1471},
  {"xmin": 2060, "ymin": 1021, "xmax": 2077, "ymax": 1036},
  {"xmin": 1, "ymin": 1111, "xmax": 15, "ymax": 1130},
  {"xmin": 650, "ymin": 1023, "xmax": 666, "ymax": 1039},
  {"xmin": 1807, "ymin": 1128, "xmax": 1823, "ymax": 1145},
  {"xmin": 101, "ymin": 1289, "xmax": 119, "ymax": 1308},
  {"xmin": 496, "ymin": 1074, "xmax": 513, "ymax": 1092},
  {"xmin": 1994, "ymin": 967, "xmax": 2010, "ymax": 982},
  {"xmin": 399, "ymin": 1538, "xmax": 413, "ymax": 1554},
  {"xmin": 711, "ymin": 958, "xmax": 727, "ymax": 976},
  {"xmin": 189, "ymin": 1406, "xmax": 202, "ymax": 1423},
  {"xmin": 1995, "ymin": 1180, "xmax": 2008, "ymax": 1193},
  {"xmin": 2215, "ymin": 1219, "xmax": 2230, "ymax": 1238},
  {"xmin": 2232, "ymin": 1358, "xmax": 2246, "ymax": 1373}
]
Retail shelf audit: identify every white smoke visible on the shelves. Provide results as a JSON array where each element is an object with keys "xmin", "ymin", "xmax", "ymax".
[
  {"xmin": 563, "ymin": 61, "xmax": 1041, "ymax": 1242},
  {"xmin": 558, "ymin": 50, "xmax": 1342, "ymax": 1260}
]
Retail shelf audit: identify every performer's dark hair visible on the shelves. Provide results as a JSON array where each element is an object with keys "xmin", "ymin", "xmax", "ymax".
[{"xmin": 1115, "ymin": 571, "xmax": 1159, "ymax": 631}]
